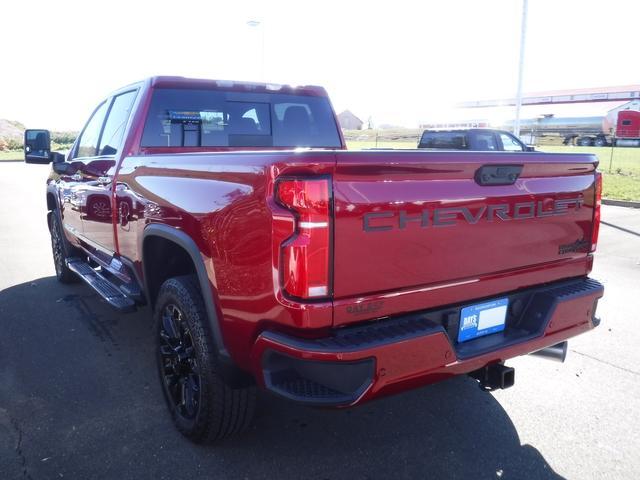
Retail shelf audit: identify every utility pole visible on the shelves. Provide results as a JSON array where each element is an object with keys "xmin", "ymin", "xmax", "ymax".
[
  {"xmin": 247, "ymin": 20, "xmax": 265, "ymax": 81},
  {"xmin": 514, "ymin": 0, "xmax": 528, "ymax": 138}
]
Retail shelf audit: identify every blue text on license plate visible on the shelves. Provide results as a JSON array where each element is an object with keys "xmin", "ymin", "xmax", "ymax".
[{"xmin": 458, "ymin": 298, "xmax": 509, "ymax": 343}]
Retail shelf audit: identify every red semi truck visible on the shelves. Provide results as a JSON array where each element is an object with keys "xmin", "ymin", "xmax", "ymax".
[{"xmin": 24, "ymin": 77, "xmax": 604, "ymax": 443}]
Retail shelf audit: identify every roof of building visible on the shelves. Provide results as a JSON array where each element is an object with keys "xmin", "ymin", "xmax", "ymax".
[
  {"xmin": 337, "ymin": 110, "xmax": 364, "ymax": 123},
  {"xmin": 459, "ymin": 85, "xmax": 640, "ymax": 108}
]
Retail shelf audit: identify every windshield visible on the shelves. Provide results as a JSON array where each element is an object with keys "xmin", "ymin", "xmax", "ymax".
[{"xmin": 141, "ymin": 88, "xmax": 342, "ymax": 148}]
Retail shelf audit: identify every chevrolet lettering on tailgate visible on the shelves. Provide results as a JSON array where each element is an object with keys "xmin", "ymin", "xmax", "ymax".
[{"xmin": 363, "ymin": 197, "xmax": 584, "ymax": 232}]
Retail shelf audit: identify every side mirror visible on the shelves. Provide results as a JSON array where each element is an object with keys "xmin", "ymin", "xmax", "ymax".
[
  {"xmin": 24, "ymin": 129, "xmax": 52, "ymax": 164},
  {"xmin": 52, "ymin": 156, "xmax": 73, "ymax": 175}
]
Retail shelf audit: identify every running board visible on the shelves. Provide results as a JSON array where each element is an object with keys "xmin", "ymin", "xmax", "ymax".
[{"xmin": 66, "ymin": 258, "xmax": 136, "ymax": 313}]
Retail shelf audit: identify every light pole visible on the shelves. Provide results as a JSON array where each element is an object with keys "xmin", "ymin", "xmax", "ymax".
[
  {"xmin": 514, "ymin": 0, "xmax": 528, "ymax": 138},
  {"xmin": 247, "ymin": 19, "xmax": 265, "ymax": 82}
]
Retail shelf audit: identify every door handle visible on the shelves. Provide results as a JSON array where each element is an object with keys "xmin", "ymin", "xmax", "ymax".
[
  {"xmin": 118, "ymin": 201, "xmax": 131, "ymax": 228},
  {"xmin": 475, "ymin": 165, "xmax": 523, "ymax": 186}
]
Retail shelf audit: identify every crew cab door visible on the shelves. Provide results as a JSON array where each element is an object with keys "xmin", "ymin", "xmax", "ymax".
[
  {"xmin": 63, "ymin": 90, "xmax": 137, "ymax": 255},
  {"xmin": 80, "ymin": 90, "xmax": 138, "ymax": 253},
  {"xmin": 60, "ymin": 100, "xmax": 110, "ymax": 246}
]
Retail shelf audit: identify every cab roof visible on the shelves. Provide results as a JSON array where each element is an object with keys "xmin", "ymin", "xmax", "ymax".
[{"xmin": 146, "ymin": 76, "xmax": 329, "ymax": 97}]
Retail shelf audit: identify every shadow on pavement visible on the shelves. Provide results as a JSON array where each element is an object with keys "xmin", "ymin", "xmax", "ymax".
[
  {"xmin": 601, "ymin": 220, "xmax": 640, "ymax": 237},
  {"xmin": 0, "ymin": 277, "xmax": 563, "ymax": 480}
]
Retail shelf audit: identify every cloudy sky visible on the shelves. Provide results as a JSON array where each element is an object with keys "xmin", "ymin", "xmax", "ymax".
[{"xmin": 2, "ymin": 0, "xmax": 638, "ymax": 129}]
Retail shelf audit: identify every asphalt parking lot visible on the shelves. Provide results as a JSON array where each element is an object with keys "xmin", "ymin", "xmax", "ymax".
[{"xmin": 1, "ymin": 161, "xmax": 639, "ymax": 480}]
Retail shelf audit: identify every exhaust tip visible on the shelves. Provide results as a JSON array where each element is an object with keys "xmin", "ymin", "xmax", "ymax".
[{"xmin": 530, "ymin": 341, "xmax": 568, "ymax": 363}]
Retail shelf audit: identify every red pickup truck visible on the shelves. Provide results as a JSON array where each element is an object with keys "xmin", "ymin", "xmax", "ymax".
[{"xmin": 25, "ymin": 76, "xmax": 604, "ymax": 443}]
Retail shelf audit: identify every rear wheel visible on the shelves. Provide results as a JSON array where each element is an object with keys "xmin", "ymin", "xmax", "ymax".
[
  {"xmin": 155, "ymin": 275, "xmax": 256, "ymax": 443},
  {"xmin": 50, "ymin": 212, "xmax": 78, "ymax": 283},
  {"xmin": 577, "ymin": 137, "xmax": 594, "ymax": 147}
]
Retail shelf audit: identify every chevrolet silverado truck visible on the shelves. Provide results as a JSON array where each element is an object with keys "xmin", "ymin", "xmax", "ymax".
[{"xmin": 24, "ymin": 76, "xmax": 604, "ymax": 443}]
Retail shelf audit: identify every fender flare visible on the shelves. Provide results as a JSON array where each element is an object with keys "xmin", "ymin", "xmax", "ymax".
[{"xmin": 142, "ymin": 224, "xmax": 230, "ymax": 361}]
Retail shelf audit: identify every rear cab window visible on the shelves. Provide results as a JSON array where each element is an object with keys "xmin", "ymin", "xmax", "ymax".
[
  {"xmin": 418, "ymin": 131, "xmax": 468, "ymax": 149},
  {"xmin": 141, "ymin": 89, "xmax": 342, "ymax": 148}
]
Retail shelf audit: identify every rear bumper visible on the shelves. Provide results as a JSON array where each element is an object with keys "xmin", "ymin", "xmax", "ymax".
[{"xmin": 251, "ymin": 277, "xmax": 603, "ymax": 406}]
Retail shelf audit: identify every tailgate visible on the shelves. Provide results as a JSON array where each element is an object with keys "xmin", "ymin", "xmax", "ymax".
[{"xmin": 332, "ymin": 150, "xmax": 597, "ymax": 302}]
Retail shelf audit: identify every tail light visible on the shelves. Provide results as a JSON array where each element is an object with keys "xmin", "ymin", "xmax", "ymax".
[
  {"xmin": 591, "ymin": 171, "xmax": 602, "ymax": 252},
  {"xmin": 276, "ymin": 178, "xmax": 331, "ymax": 299}
]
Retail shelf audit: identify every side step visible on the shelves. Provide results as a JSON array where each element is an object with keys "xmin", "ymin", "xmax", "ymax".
[{"xmin": 66, "ymin": 258, "xmax": 136, "ymax": 313}]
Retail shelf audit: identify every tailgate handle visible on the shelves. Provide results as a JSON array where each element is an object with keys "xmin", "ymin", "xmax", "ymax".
[{"xmin": 475, "ymin": 165, "xmax": 522, "ymax": 186}]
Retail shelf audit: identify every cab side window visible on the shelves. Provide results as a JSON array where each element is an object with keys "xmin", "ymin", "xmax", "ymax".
[
  {"xmin": 75, "ymin": 101, "xmax": 109, "ymax": 159},
  {"xmin": 499, "ymin": 133, "xmax": 524, "ymax": 152},
  {"xmin": 473, "ymin": 132, "xmax": 498, "ymax": 151},
  {"xmin": 99, "ymin": 90, "xmax": 138, "ymax": 156}
]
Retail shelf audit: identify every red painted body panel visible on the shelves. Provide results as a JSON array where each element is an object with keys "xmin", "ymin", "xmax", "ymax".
[
  {"xmin": 114, "ymin": 151, "xmax": 338, "ymax": 370},
  {"xmin": 111, "ymin": 147, "xmax": 597, "ymax": 373},
  {"xmin": 251, "ymin": 288, "xmax": 601, "ymax": 404},
  {"xmin": 333, "ymin": 256, "xmax": 592, "ymax": 327},
  {"xmin": 331, "ymin": 150, "xmax": 597, "ymax": 326},
  {"xmin": 47, "ymin": 76, "xmax": 603, "ymax": 404}
]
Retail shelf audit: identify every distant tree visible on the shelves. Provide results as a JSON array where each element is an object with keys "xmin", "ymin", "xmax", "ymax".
[
  {"xmin": 4, "ymin": 138, "xmax": 22, "ymax": 150},
  {"xmin": 7, "ymin": 120, "xmax": 26, "ymax": 130},
  {"xmin": 51, "ymin": 131, "xmax": 78, "ymax": 144}
]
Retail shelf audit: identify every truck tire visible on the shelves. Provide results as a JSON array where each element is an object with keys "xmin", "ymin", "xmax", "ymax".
[
  {"xmin": 155, "ymin": 275, "xmax": 256, "ymax": 443},
  {"xmin": 50, "ymin": 212, "xmax": 79, "ymax": 284},
  {"xmin": 594, "ymin": 137, "xmax": 607, "ymax": 147}
]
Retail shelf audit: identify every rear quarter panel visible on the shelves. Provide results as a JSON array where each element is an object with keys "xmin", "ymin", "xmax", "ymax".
[{"xmin": 114, "ymin": 151, "xmax": 336, "ymax": 370}]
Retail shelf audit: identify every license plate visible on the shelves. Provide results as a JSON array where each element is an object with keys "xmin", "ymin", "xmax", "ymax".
[{"xmin": 458, "ymin": 298, "xmax": 509, "ymax": 343}]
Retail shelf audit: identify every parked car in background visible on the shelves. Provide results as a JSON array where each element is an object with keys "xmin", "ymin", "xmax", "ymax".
[{"xmin": 418, "ymin": 128, "xmax": 534, "ymax": 151}]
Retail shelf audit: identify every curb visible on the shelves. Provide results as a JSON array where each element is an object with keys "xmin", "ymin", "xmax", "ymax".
[{"xmin": 603, "ymin": 199, "xmax": 640, "ymax": 209}]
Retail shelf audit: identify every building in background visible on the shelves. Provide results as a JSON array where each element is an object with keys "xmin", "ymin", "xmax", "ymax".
[
  {"xmin": 419, "ymin": 120, "xmax": 489, "ymax": 130},
  {"xmin": 337, "ymin": 110, "xmax": 364, "ymax": 130}
]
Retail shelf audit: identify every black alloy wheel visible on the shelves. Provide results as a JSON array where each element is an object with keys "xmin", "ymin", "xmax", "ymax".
[
  {"xmin": 158, "ymin": 303, "xmax": 201, "ymax": 420},
  {"xmin": 154, "ymin": 275, "xmax": 257, "ymax": 443}
]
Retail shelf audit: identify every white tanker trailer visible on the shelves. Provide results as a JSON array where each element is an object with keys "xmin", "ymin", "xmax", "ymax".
[{"xmin": 505, "ymin": 105, "xmax": 640, "ymax": 147}]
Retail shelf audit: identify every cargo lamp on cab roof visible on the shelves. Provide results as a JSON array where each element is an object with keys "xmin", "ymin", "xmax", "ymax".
[{"xmin": 276, "ymin": 178, "xmax": 331, "ymax": 299}]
